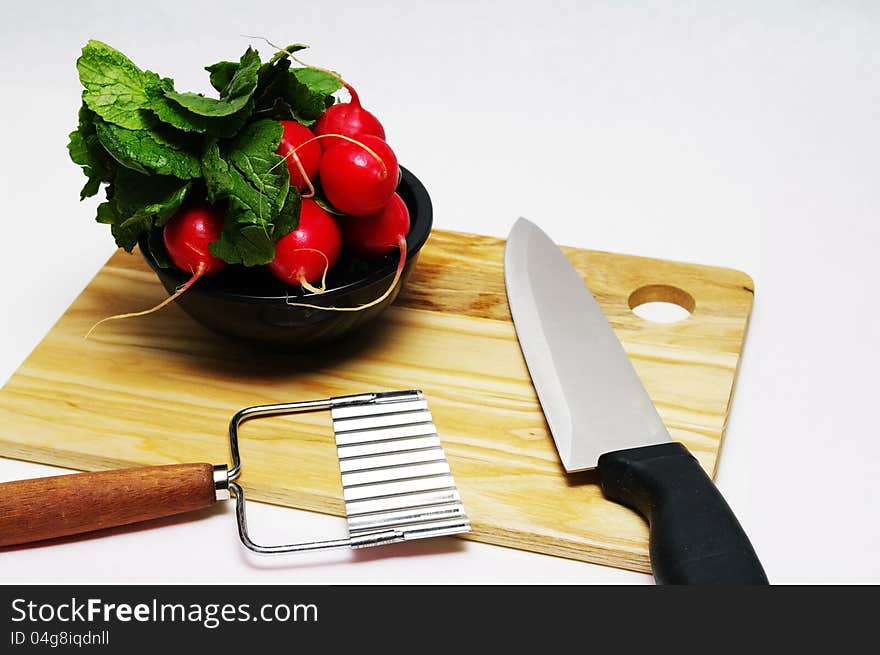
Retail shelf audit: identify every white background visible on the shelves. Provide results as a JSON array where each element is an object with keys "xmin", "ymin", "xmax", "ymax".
[{"xmin": 1, "ymin": 1, "xmax": 878, "ymax": 584}]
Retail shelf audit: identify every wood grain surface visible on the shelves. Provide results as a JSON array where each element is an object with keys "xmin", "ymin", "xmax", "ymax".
[
  {"xmin": 0, "ymin": 230, "xmax": 753, "ymax": 572},
  {"xmin": 0, "ymin": 463, "xmax": 216, "ymax": 547}
]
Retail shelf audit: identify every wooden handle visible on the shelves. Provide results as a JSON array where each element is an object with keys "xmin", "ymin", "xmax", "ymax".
[{"xmin": 0, "ymin": 463, "xmax": 218, "ymax": 547}]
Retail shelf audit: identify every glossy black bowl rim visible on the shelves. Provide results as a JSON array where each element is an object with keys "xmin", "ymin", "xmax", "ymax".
[{"xmin": 138, "ymin": 166, "xmax": 433, "ymax": 303}]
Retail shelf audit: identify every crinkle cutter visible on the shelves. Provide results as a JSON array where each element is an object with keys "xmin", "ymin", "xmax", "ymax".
[{"xmin": 0, "ymin": 390, "xmax": 471, "ymax": 552}]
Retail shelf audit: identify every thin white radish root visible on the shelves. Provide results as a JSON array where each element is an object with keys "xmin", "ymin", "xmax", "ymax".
[
  {"xmin": 292, "ymin": 134, "xmax": 388, "ymax": 178},
  {"xmin": 285, "ymin": 237, "xmax": 406, "ymax": 312},
  {"xmin": 241, "ymin": 35, "xmax": 347, "ymax": 86},
  {"xmin": 290, "ymin": 152, "xmax": 316, "ymax": 198},
  {"xmin": 85, "ymin": 263, "xmax": 207, "ymax": 339},
  {"xmin": 270, "ymin": 134, "xmax": 389, "ymax": 194},
  {"xmin": 290, "ymin": 248, "xmax": 331, "ymax": 293}
]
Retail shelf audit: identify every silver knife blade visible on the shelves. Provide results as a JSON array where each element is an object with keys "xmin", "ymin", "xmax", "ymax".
[{"xmin": 504, "ymin": 218, "xmax": 671, "ymax": 472}]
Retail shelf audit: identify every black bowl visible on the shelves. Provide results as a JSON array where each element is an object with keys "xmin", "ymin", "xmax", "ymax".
[{"xmin": 139, "ymin": 166, "xmax": 432, "ymax": 350}]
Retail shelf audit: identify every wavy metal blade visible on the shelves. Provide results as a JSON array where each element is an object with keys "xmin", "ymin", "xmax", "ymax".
[{"xmin": 504, "ymin": 218, "xmax": 670, "ymax": 471}]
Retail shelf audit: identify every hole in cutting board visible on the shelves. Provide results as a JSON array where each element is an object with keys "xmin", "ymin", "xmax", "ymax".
[{"xmin": 628, "ymin": 285, "xmax": 695, "ymax": 324}]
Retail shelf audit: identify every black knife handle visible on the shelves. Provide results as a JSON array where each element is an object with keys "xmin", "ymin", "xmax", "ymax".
[{"xmin": 597, "ymin": 442, "xmax": 768, "ymax": 584}]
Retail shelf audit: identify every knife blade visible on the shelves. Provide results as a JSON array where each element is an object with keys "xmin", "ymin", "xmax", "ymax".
[{"xmin": 504, "ymin": 218, "xmax": 767, "ymax": 584}]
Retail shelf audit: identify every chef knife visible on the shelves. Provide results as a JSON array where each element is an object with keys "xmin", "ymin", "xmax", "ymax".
[{"xmin": 504, "ymin": 218, "xmax": 767, "ymax": 584}]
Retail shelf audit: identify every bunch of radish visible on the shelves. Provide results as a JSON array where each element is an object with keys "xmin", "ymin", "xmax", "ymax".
[
  {"xmin": 160, "ymin": 84, "xmax": 409, "ymax": 312},
  {"xmin": 73, "ymin": 40, "xmax": 415, "ymax": 335},
  {"xmin": 88, "ymin": 83, "xmax": 408, "ymax": 335}
]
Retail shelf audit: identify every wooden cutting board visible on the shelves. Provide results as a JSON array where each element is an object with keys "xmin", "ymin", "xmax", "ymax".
[{"xmin": 0, "ymin": 230, "xmax": 753, "ymax": 572}]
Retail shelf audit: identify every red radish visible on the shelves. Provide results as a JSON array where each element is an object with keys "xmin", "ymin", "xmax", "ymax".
[
  {"xmin": 319, "ymin": 134, "xmax": 399, "ymax": 216},
  {"xmin": 268, "ymin": 199, "xmax": 342, "ymax": 290},
  {"xmin": 86, "ymin": 204, "xmax": 226, "ymax": 337},
  {"xmin": 288, "ymin": 194, "xmax": 410, "ymax": 314},
  {"xmin": 276, "ymin": 121, "xmax": 322, "ymax": 193},
  {"xmin": 315, "ymin": 83, "xmax": 385, "ymax": 150},
  {"xmin": 343, "ymin": 192, "xmax": 410, "ymax": 257},
  {"xmin": 163, "ymin": 204, "xmax": 227, "ymax": 276}
]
